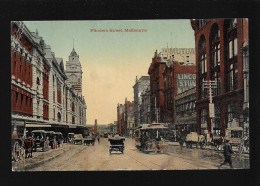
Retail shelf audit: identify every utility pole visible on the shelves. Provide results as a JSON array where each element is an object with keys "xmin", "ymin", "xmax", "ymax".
[
  {"xmin": 155, "ymin": 97, "xmax": 159, "ymax": 123},
  {"xmin": 203, "ymin": 80, "xmax": 217, "ymax": 134}
]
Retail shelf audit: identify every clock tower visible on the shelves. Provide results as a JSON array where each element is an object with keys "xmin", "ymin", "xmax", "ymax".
[{"xmin": 65, "ymin": 46, "xmax": 83, "ymax": 96}]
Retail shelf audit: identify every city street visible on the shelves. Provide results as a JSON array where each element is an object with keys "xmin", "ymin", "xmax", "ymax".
[{"xmin": 12, "ymin": 137, "xmax": 249, "ymax": 171}]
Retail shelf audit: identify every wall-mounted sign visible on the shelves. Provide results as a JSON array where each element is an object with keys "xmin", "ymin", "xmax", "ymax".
[{"xmin": 177, "ymin": 73, "xmax": 196, "ymax": 94}]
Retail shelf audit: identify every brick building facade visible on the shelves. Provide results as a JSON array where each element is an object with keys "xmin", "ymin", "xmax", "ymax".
[
  {"xmin": 11, "ymin": 21, "xmax": 87, "ymax": 134},
  {"xmin": 117, "ymin": 104, "xmax": 125, "ymax": 134},
  {"xmin": 117, "ymin": 99, "xmax": 134, "ymax": 136},
  {"xmin": 148, "ymin": 50, "xmax": 166, "ymax": 123},
  {"xmin": 190, "ymin": 18, "xmax": 248, "ymax": 136},
  {"xmin": 163, "ymin": 61, "xmax": 196, "ymax": 123}
]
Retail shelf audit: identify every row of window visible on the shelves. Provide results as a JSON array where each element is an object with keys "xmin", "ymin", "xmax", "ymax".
[
  {"xmin": 12, "ymin": 90, "xmax": 33, "ymax": 115},
  {"xmin": 11, "ymin": 51, "xmax": 32, "ymax": 87},
  {"xmin": 198, "ymin": 19, "xmax": 239, "ymax": 99}
]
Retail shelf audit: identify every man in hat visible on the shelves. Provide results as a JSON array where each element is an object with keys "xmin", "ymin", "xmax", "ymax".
[{"xmin": 218, "ymin": 139, "xmax": 234, "ymax": 169}]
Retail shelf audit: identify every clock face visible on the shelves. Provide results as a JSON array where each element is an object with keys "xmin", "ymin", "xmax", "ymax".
[{"xmin": 70, "ymin": 74, "xmax": 77, "ymax": 83}]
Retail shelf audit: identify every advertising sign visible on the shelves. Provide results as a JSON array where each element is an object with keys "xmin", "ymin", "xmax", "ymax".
[{"xmin": 177, "ymin": 73, "xmax": 196, "ymax": 94}]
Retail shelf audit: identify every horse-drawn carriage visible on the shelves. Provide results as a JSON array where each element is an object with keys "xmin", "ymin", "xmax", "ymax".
[
  {"xmin": 185, "ymin": 130, "xmax": 223, "ymax": 150},
  {"xmin": 12, "ymin": 121, "xmax": 25, "ymax": 161},
  {"xmin": 83, "ymin": 136, "xmax": 95, "ymax": 145},
  {"xmin": 135, "ymin": 124, "xmax": 169, "ymax": 154},
  {"xmin": 68, "ymin": 133, "xmax": 75, "ymax": 144},
  {"xmin": 225, "ymin": 127, "xmax": 249, "ymax": 154},
  {"xmin": 185, "ymin": 132, "xmax": 204, "ymax": 149},
  {"xmin": 74, "ymin": 134, "xmax": 83, "ymax": 145},
  {"xmin": 32, "ymin": 130, "xmax": 49, "ymax": 152},
  {"xmin": 108, "ymin": 135, "xmax": 125, "ymax": 154}
]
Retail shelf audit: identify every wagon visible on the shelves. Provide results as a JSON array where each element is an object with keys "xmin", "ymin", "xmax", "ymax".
[
  {"xmin": 12, "ymin": 121, "xmax": 26, "ymax": 161},
  {"xmin": 74, "ymin": 134, "xmax": 83, "ymax": 145},
  {"xmin": 225, "ymin": 127, "xmax": 247, "ymax": 154},
  {"xmin": 67, "ymin": 133, "xmax": 75, "ymax": 144},
  {"xmin": 185, "ymin": 132, "xmax": 205, "ymax": 149},
  {"xmin": 83, "ymin": 136, "xmax": 95, "ymax": 145},
  {"xmin": 32, "ymin": 130, "xmax": 49, "ymax": 152}
]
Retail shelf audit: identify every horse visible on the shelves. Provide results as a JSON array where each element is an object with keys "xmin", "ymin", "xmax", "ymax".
[
  {"xmin": 23, "ymin": 138, "xmax": 34, "ymax": 158},
  {"xmin": 212, "ymin": 137, "xmax": 223, "ymax": 150}
]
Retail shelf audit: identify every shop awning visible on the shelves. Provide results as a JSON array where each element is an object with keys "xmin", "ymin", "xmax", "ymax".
[
  {"xmin": 69, "ymin": 125, "xmax": 76, "ymax": 128},
  {"xmin": 26, "ymin": 124, "xmax": 52, "ymax": 128}
]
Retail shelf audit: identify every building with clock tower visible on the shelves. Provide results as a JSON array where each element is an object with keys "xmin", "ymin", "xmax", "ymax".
[{"xmin": 65, "ymin": 47, "xmax": 83, "ymax": 97}]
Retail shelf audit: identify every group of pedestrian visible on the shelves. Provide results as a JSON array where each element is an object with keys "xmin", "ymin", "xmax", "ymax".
[{"xmin": 176, "ymin": 129, "xmax": 234, "ymax": 169}]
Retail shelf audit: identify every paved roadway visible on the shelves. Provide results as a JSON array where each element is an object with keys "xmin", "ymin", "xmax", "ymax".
[{"xmin": 12, "ymin": 137, "xmax": 249, "ymax": 171}]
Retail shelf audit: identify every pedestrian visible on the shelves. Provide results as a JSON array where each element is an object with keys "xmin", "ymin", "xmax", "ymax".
[
  {"xmin": 218, "ymin": 139, "xmax": 234, "ymax": 169},
  {"xmin": 97, "ymin": 135, "xmax": 100, "ymax": 143}
]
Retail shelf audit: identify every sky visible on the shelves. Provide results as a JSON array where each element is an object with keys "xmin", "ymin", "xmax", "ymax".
[{"xmin": 24, "ymin": 20, "xmax": 195, "ymax": 125}]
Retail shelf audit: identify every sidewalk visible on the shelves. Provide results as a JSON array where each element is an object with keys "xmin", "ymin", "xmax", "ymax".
[
  {"xmin": 168, "ymin": 141, "xmax": 249, "ymax": 158},
  {"xmin": 12, "ymin": 143, "xmax": 73, "ymax": 171}
]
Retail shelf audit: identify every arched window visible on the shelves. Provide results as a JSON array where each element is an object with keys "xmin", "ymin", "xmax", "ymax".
[
  {"xmin": 225, "ymin": 19, "xmax": 238, "ymax": 92},
  {"xmin": 198, "ymin": 35, "xmax": 207, "ymax": 99},
  {"xmin": 210, "ymin": 23, "xmax": 221, "ymax": 96}
]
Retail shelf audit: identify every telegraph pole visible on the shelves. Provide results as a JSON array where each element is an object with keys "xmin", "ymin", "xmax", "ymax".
[
  {"xmin": 155, "ymin": 97, "xmax": 159, "ymax": 123},
  {"xmin": 203, "ymin": 80, "xmax": 217, "ymax": 134}
]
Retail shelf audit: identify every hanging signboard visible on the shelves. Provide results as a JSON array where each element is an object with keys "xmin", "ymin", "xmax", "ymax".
[{"xmin": 209, "ymin": 103, "xmax": 215, "ymax": 118}]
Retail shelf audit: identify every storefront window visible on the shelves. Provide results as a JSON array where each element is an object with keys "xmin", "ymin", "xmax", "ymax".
[{"xmin": 226, "ymin": 102, "xmax": 238, "ymax": 123}]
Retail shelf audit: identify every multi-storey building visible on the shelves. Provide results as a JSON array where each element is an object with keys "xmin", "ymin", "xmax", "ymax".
[
  {"xmin": 140, "ymin": 87, "xmax": 151, "ymax": 124},
  {"xmin": 148, "ymin": 50, "xmax": 166, "ymax": 123},
  {"xmin": 190, "ymin": 18, "xmax": 249, "ymax": 136},
  {"xmin": 163, "ymin": 60, "xmax": 196, "ymax": 124},
  {"xmin": 11, "ymin": 21, "xmax": 87, "ymax": 134},
  {"xmin": 117, "ymin": 99, "xmax": 134, "ymax": 136},
  {"xmin": 133, "ymin": 76, "xmax": 150, "ymax": 127},
  {"xmin": 117, "ymin": 104, "xmax": 125, "ymax": 134},
  {"xmin": 124, "ymin": 98, "xmax": 135, "ymax": 136},
  {"xmin": 174, "ymin": 87, "xmax": 196, "ymax": 133}
]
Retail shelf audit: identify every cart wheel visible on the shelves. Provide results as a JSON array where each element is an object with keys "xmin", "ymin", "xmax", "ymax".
[
  {"xmin": 20, "ymin": 147, "xmax": 25, "ymax": 159},
  {"xmin": 109, "ymin": 149, "xmax": 112, "ymax": 155},
  {"xmin": 12, "ymin": 141, "xmax": 20, "ymax": 162}
]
